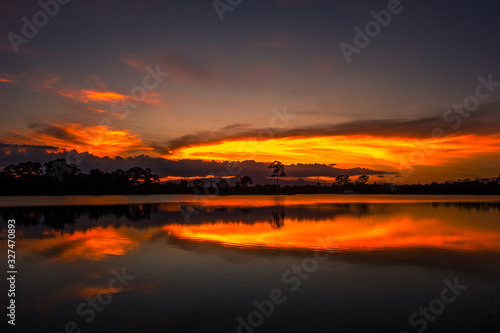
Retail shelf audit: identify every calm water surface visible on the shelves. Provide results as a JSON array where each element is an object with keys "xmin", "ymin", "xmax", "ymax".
[{"xmin": 1, "ymin": 195, "xmax": 499, "ymax": 333}]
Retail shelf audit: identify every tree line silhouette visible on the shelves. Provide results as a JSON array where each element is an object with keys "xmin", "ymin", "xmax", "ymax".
[
  {"xmin": 0, "ymin": 159, "xmax": 163, "ymax": 195},
  {"xmin": 0, "ymin": 159, "xmax": 499, "ymax": 195}
]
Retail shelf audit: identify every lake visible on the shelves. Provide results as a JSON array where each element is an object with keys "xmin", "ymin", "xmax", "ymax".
[{"xmin": 1, "ymin": 194, "xmax": 500, "ymax": 332}]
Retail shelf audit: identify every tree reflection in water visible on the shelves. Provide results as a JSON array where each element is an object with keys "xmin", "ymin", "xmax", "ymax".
[{"xmin": 268, "ymin": 197, "xmax": 285, "ymax": 229}]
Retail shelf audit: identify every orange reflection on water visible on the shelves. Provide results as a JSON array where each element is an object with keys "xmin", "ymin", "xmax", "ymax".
[
  {"xmin": 170, "ymin": 194, "xmax": 500, "ymax": 209},
  {"xmin": 22, "ymin": 226, "xmax": 151, "ymax": 261},
  {"xmin": 165, "ymin": 215, "xmax": 500, "ymax": 252}
]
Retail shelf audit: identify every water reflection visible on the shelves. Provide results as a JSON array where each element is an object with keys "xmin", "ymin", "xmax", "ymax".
[
  {"xmin": 2, "ymin": 200, "xmax": 500, "ymax": 263},
  {"xmin": 7, "ymin": 199, "xmax": 498, "ymax": 228},
  {"xmin": 27, "ymin": 226, "xmax": 152, "ymax": 262},
  {"xmin": 0, "ymin": 204, "xmax": 160, "ymax": 229},
  {"xmin": 268, "ymin": 198, "xmax": 285, "ymax": 229},
  {"xmin": 2, "ymin": 197, "xmax": 500, "ymax": 333}
]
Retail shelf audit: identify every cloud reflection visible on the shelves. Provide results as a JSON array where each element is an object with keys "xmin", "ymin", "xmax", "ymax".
[{"xmin": 22, "ymin": 226, "xmax": 152, "ymax": 261}]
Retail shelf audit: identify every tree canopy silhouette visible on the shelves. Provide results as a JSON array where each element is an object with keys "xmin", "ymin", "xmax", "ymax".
[
  {"xmin": 355, "ymin": 175, "xmax": 369, "ymax": 185},
  {"xmin": 268, "ymin": 161, "xmax": 285, "ymax": 188},
  {"xmin": 334, "ymin": 175, "xmax": 351, "ymax": 186},
  {"xmin": 236, "ymin": 175, "xmax": 253, "ymax": 187},
  {"xmin": 0, "ymin": 160, "xmax": 499, "ymax": 195}
]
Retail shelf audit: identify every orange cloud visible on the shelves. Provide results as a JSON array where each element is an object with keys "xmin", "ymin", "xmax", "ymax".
[
  {"xmin": 81, "ymin": 90, "xmax": 127, "ymax": 103},
  {"xmin": 168, "ymin": 134, "xmax": 500, "ymax": 171},
  {"xmin": 56, "ymin": 88, "xmax": 128, "ymax": 103},
  {"xmin": 0, "ymin": 72, "xmax": 26, "ymax": 83},
  {"xmin": 3, "ymin": 122, "xmax": 154, "ymax": 157},
  {"xmin": 42, "ymin": 76, "xmax": 164, "ymax": 113}
]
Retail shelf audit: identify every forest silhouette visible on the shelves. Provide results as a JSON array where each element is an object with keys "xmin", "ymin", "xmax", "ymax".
[{"xmin": 1, "ymin": 159, "xmax": 499, "ymax": 195}]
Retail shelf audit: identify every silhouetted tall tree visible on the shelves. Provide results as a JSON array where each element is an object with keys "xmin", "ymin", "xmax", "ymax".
[{"xmin": 268, "ymin": 161, "xmax": 285, "ymax": 188}]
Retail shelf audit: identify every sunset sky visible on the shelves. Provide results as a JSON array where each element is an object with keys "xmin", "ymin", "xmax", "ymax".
[{"xmin": 1, "ymin": 0, "xmax": 499, "ymax": 184}]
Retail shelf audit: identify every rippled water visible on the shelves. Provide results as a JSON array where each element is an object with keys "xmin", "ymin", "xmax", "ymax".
[{"xmin": 1, "ymin": 195, "xmax": 499, "ymax": 332}]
